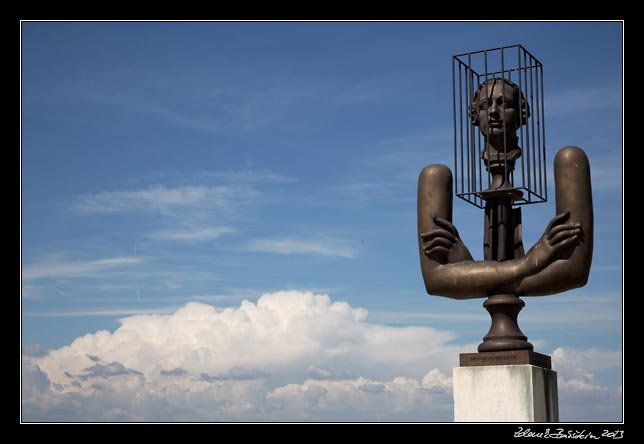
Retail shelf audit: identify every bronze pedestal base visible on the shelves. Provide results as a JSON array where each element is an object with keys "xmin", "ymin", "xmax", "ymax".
[{"xmin": 478, "ymin": 293, "xmax": 533, "ymax": 352}]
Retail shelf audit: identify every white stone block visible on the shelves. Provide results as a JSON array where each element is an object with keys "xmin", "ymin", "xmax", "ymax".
[{"xmin": 453, "ymin": 364, "xmax": 558, "ymax": 422}]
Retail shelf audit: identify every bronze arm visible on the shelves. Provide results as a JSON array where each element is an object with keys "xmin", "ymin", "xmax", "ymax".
[{"xmin": 417, "ymin": 146, "xmax": 591, "ymax": 299}]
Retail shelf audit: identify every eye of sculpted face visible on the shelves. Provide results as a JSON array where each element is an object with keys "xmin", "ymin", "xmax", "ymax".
[{"xmin": 471, "ymin": 79, "xmax": 529, "ymax": 137}]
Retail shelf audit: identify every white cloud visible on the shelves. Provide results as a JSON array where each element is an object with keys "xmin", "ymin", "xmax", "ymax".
[
  {"xmin": 146, "ymin": 227, "xmax": 236, "ymax": 242},
  {"xmin": 245, "ymin": 238, "xmax": 357, "ymax": 258},
  {"xmin": 74, "ymin": 185, "xmax": 258, "ymax": 216},
  {"xmin": 21, "ymin": 291, "xmax": 622, "ymax": 422},
  {"xmin": 552, "ymin": 346, "xmax": 622, "ymax": 379},
  {"xmin": 552, "ymin": 347, "xmax": 623, "ymax": 422},
  {"xmin": 33, "ymin": 291, "xmax": 457, "ymax": 384},
  {"xmin": 23, "ymin": 290, "xmax": 459, "ymax": 421},
  {"xmin": 23, "ymin": 256, "xmax": 143, "ymax": 281},
  {"xmin": 265, "ymin": 373, "xmax": 453, "ymax": 421}
]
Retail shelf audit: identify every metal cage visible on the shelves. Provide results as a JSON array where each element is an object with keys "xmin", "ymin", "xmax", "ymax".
[{"xmin": 452, "ymin": 45, "xmax": 547, "ymax": 209}]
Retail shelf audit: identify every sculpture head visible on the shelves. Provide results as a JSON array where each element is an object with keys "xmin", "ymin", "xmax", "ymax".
[{"xmin": 470, "ymin": 78, "xmax": 530, "ymax": 138}]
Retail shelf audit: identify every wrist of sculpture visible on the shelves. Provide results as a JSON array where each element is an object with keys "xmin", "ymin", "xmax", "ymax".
[{"xmin": 517, "ymin": 254, "xmax": 538, "ymax": 277}]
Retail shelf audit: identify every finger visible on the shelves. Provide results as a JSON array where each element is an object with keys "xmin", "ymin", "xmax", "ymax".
[
  {"xmin": 547, "ymin": 222, "xmax": 581, "ymax": 239},
  {"xmin": 545, "ymin": 211, "xmax": 571, "ymax": 233},
  {"xmin": 550, "ymin": 229, "xmax": 581, "ymax": 246},
  {"xmin": 425, "ymin": 237, "xmax": 455, "ymax": 251},
  {"xmin": 550, "ymin": 228, "xmax": 581, "ymax": 245},
  {"xmin": 551, "ymin": 235, "xmax": 579, "ymax": 252},
  {"xmin": 420, "ymin": 229, "xmax": 456, "ymax": 243},
  {"xmin": 433, "ymin": 217, "xmax": 459, "ymax": 237},
  {"xmin": 425, "ymin": 245, "xmax": 450, "ymax": 258},
  {"xmin": 545, "ymin": 211, "xmax": 570, "ymax": 232}
]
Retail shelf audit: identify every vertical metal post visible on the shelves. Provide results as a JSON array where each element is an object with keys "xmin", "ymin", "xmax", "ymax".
[
  {"xmin": 529, "ymin": 55, "xmax": 537, "ymax": 193},
  {"xmin": 452, "ymin": 57, "xmax": 458, "ymax": 198},
  {"xmin": 501, "ymin": 47, "xmax": 508, "ymax": 186},
  {"xmin": 518, "ymin": 46, "xmax": 526, "ymax": 193},
  {"xmin": 523, "ymin": 50, "xmax": 532, "ymax": 194},
  {"xmin": 484, "ymin": 50, "xmax": 491, "ymax": 188},
  {"xmin": 535, "ymin": 61, "xmax": 542, "ymax": 198},
  {"xmin": 477, "ymin": 72, "xmax": 483, "ymax": 206},
  {"xmin": 458, "ymin": 64, "xmax": 465, "ymax": 195},
  {"xmin": 540, "ymin": 64, "xmax": 547, "ymax": 201},
  {"xmin": 468, "ymin": 54, "xmax": 476, "ymax": 196}
]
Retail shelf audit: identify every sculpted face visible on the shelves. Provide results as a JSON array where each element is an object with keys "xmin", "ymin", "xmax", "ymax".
[{"xmin": 475, "ymin": 81, "xmax": 519, "ymax": 136}]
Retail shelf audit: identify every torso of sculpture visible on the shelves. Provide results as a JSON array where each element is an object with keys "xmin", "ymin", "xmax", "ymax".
[{"xmin": 417, "ymin": 77, "xmax": 593, "ymax": 352}]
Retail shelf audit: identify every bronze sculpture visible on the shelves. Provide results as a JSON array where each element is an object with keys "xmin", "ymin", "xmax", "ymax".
[{"xmin": 417, "ymin": 75, "xmax": 593, "ymax": 353}]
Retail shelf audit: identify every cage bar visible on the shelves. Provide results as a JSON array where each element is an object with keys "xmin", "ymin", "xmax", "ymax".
[{"xmin": 452, "ymin": 45, "xmax": 547, "ymax": 209}]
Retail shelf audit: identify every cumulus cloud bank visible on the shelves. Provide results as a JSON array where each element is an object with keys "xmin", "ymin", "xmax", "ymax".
[
  {"xmin": 21, "ymin": 291, "xmax": 621, "ymax": 422},
  {"xmin": 551, "ymin": 347, "xmax": 623, "ymax": 422}
]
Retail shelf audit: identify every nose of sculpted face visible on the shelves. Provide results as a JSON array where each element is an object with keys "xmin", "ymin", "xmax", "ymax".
[{"xmin": 489, "ymin": 103, "xmax": 501, "ymax": 118}]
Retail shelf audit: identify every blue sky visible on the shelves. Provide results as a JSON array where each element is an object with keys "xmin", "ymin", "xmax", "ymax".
[{"xmin": 21, "ymin": 21, "xmax": 622, "ymax": 422}]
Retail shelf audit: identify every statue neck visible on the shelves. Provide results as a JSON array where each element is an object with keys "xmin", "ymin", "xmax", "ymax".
[
  {"xmin": 481, "ymin": 134, "xmax": 522, "ymax": 190},
  {"xmin": 485, "ymin": 133, "xmax": 519, "ymax": 154}
]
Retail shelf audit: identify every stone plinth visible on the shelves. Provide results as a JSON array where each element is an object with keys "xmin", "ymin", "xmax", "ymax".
[{"xmin": 453, "ymin": 364, "xmax": 558, "ymax": 422}]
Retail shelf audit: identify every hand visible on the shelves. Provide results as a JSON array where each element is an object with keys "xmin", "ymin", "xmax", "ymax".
[
  {"xmin": 525, "ymin": 211, "xmax": 582, "ymax": 272},
  {"xmin": 420, "ymin": 217, "xmax": 474, "ymax": 264}
]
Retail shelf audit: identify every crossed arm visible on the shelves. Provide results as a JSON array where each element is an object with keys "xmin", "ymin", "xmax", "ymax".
[{"xmin": 417, "ymin": 146, "xmax": 593, "ymax": 299}]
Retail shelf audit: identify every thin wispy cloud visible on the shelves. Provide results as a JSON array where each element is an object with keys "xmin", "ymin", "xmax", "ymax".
[
  {"xmin": 369, "ymin": 311, "xmax": 486, "ymax": 324},
  {"xmin": 331, "ymin": 181, "xmax": 402, "ymax": 204},
  {"xmin": 543, "ymin": 146, "xmax": 621, "ymax": 192},
  {"xmin": 518, "ymin": 309, "xmax": 621, "ymax": 327},
  {"xmin": 191, "ymin": 294, "xmax": 250, "ymax": 303},
  {"xmin": 57, "ymin": 67, "xmax": 400, "ymax": 138},
  {"xmin": 24, "ymin": 306, "xmax": 180, "ymax": 317},
  {"xmin": 146, "ymin": 227, "xmax": 237, "ymax": 242},
  {"xmin": 517, "ymin": 294, "xmax": 622, "ymax": 333},
  {"xmin": 76, "ymin": 88, "xmax": 231, "ymax": 135},
  {"xmin": 21, "ymin": 284, "xmax": 46, "ymax": 300},
  {"xmin": 23, "ymin": 256, "xmax": 143, "ymax": 281},
  {"xmin": 546, "ymin": 84, "xmax": 621, "ymax": 117},
  {"xmin": 144, "ymin": 168, "xmax": 298, "ymax": 187},
  {"xmin": 74, "ymin": 185, "xmax": 258, "ymax": 216},
  {"xmin": 202, "ymin": 169, "xmax": 296, "ymax": 185},
  {"xmin": 589, "ymin": 159, "xmax": 623, "ymax": 191},
  {"xmin": 362, "ymin": 130, "xmax": 454, "ymax": 180},
  {"xmin": 245, "ymin": 238, "xmax": 357, "ymax": 259}
]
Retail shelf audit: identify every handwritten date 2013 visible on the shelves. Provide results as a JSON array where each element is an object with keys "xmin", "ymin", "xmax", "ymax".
[{"xmin": 514, "ymin": 427, "xmax": 624, "ymax": 439}]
